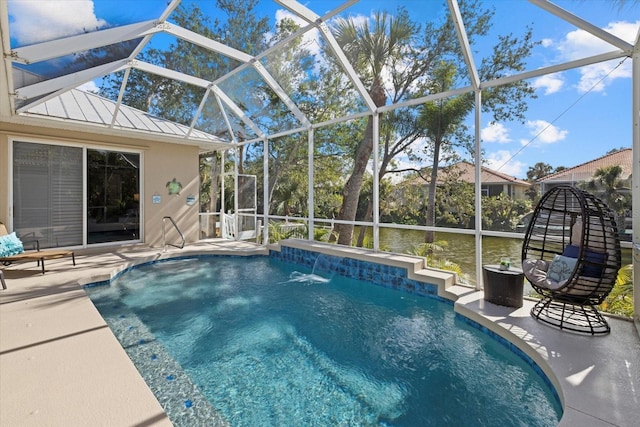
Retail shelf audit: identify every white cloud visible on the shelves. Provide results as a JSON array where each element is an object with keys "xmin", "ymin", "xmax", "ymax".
[
  {"xmin": 76, "ymin": 80, "xmax": 99, "ymax": 93},
  {"xmin": 556, "ymin": 20, "xmax": 639, "ymax": 93},
  {"xmin": 485, "ymin": 150, "xmax": 526, "ymax": 177},
  {"xmin": 481, "ymin": 122, "xmax": 511, "ymax": 143},
  {"xmin": 575, "ymin": 59, "xmax": 631, "ymax": 93},
  {"xmin": 533, "ymin": 73, "xmax": 564, "ymax": 95},
  {"xmin": 8, "ymin": 0, "xmax": 107, "ymax": 46},
  {"xmin": 524, "ymin": 120, "xmax": 568, "ymax": 144}
]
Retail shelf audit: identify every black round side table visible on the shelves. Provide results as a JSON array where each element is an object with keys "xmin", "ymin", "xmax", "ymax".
[{"xmin": 482, "ymin": 265, "xmax": 524, "ymax": 308}]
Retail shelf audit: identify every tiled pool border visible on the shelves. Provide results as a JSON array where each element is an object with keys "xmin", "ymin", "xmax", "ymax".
[
  {"xmin": 268, "ymin": 245, "xmax": 449, "ymax": 302},
  {"xmin": 456, "ymin": 314, "xmax": 562, "ymax": 408},
  {"xmin": 84, "ymin": 244, "xmax": 562, "ymax": 424}
]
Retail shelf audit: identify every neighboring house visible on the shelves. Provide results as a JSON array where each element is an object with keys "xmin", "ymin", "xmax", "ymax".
[
  {"xmin": 536, "ymin": 148, "xmax": 633, "ymax": 239},
  {"xmin": 396, "ymin": 161, "xmax": 531, "ymax": 204},
  {"xmin": 442, "ymin": 161, "xmax": 531, "ymax": 200},
  {"xmin": 405, "ymin": 161, "xmax": 530, "ymax": 200},
  {"xmin": 537, "ymin": 148, "xmax": 632, "ymax": 193}
]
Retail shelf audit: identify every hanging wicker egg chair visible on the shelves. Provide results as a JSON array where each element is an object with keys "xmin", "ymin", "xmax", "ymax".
[{"xmin": 521, "ymin": 185, "xmax": 621, "ymax": 335}]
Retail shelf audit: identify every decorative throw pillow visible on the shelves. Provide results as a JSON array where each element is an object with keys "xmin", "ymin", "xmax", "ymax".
[
  {"xmin": 562, "ymin": 243, "xmax": 606, "ymax": 277},
  {"xmin": 562, "ymin": 244, "xmax": 579, "ymax": 258},
  {"xmin": 582, "ymin": 249, "xmax": 606, "ymax": 277},
  {"xmin": 547, "ymin": 254, "xmax": 577, "ymax": 283},
  {"xmin": 0, "ymin": 232, "xmax": 25, "ymax": 257}
]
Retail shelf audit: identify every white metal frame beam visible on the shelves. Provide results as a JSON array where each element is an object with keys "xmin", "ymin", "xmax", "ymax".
[
  {"xmin": 211, "ymin": 85, "xmax": 265, "ymax": 139},
  {"xmin": 0, "ymin": 0, "xmax": 16, "ymax": 116},
  {"xmin": 448, "ymin": 0, "xmax": 480, "ymax": 90},
  {"xmin": 481, "ymin": 50, "xmax": 629, "ymax": 89},
  {"xmin": 163, "ymin": 22, "xmax": 253, "ymax": 63},
  {"xmin": 10, "ymin": 20, "xmax": 161, "ymax": 65},
  {"xmin": 15, "ymin": 59, "xmax": 129, "ymax": 110},
  {"xmin": 163, "ymin": 21, "xmax": 310, "ymax": 129},
  {"xmin": 251, "ymin": 60, "xmax": 311, "ymax": 128},
  {"xmin": 632, "ymin": 28, "xmax": 640, "ymax": 327},
  {"xmin": 275, "ymin": 0, "xmax": 377, "ymax": 113},
  {"xmin": 530, "ymin": 0, "xmax": 634, "ymax": 53},
  {"xmin": 131, "ymin": 60, "xmax": 265, "ymax": 139},
  {"xmin": 109, "ymin": 0, "xmax": 181, "ymax": 127}
]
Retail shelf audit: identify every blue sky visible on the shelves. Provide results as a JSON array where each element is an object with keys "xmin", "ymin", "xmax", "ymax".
[{"xmin": 7, "ymin": 0, "xmax": 640, "ymax": 179}]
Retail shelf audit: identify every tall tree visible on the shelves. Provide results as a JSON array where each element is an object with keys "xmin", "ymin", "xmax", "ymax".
[
  {"xmin": 418, "ymin": 63, "xmax": 474, "ymax": 242},
  {"xmin": 417, "ymin": 18, "xmax": 537, "ymax": 243},
  {"xmin": 330, "ymin": 10, "xmax": 416, "ymax": 245},
  {"xmin": 526, "ymin": 162, "xmax": 554, "ymax": 181},
  {"xmin": 525, "ymin": 162, "xmax": 553, "ymax": 202},
  {"xmin": 240, "ymin": 16, "xmax": 360, "ymax": 218},
  {"xmin": 331, "ymin": 1, "xmax": 537, "ymax": 246},
  {"xmin": 581, "ymin": 165, "xmax": 630, "ymax": 219}
]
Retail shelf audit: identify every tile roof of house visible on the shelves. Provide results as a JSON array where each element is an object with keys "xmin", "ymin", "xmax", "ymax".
[
  {"xmin": 441, "ymin": 161, "xmax": 531, "ymax": 186},
  {"xmin": 537, "ymin": 148, "xmax": 632, "ymax": 183},
  {"xmin": 404, "ymin": 161, "xmax": 530, "ymax": 186}
]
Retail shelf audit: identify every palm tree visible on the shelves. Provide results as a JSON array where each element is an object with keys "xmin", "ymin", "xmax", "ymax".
[
  {"xmin": 418, "ymin": 63, "xmax": 474, "ymax": 242},
  {"xmin": 331, "ymin": 11, "xmax": 417, "ymax": 246},
  {"xmin": 582, "ymin": 165, "xmax": 629, "ymax": 219}
]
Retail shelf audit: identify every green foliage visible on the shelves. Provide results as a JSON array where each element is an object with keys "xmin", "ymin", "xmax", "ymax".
[
  {"xmin": 435, "ymin": 179, "xmax": 475, "ymax": 228},
  {"xmin": 406, "ymin": 242, "xmax": 463, "ymax": 276},
  {"xmin": 385, "ymin": 175, "xmax": 532, "ymax": 232},
  {"xmin": 407, "ymin": 242, "xmax": 446, "ymax": 257},
  {"xmin": 266, "ymin": 221, "xmax": 334, "ymax": 244},
  {"xmin": 267, "ymin": 221, "xmax": 305, "ymax": 243},
  {"xmin": 579, "ymin": 165, "xmax": 631, "ymax": 221},
  {"xmin": 481, "ymin": 195, "xmax": 532, "ymax": 231},
  {"xmin": 599, "ymin": 264, "xmax": 634, "ymax": 317},
  {"xmin": 313, "ymin": 226, "xmax": 332, "ymax": 242}
]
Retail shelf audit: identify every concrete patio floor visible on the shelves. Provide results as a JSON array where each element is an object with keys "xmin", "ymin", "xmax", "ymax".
[{"xmin": 1, "ymin": 240, "xmax": 638, "ymax": 427}]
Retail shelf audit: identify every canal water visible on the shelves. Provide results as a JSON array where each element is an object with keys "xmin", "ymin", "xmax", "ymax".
[{"xmin": 375, "ymin": 228, "xmax": 632, "ymax": 287}]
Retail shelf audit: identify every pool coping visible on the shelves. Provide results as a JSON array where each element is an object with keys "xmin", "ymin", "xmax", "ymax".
[{"xmin": 1, "ymin": 239, "xmax": 638, "ymax": 427}]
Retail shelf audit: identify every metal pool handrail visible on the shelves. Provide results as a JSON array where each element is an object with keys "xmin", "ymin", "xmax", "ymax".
[{"xmin": 162, "ymin": 216, "xmax": 185, "ymax": 251}]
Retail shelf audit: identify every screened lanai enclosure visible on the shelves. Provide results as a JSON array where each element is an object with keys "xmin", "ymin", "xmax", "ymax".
[{"xmin": 0, "ymin": 0, "xmax": 638, "ymax": 322}]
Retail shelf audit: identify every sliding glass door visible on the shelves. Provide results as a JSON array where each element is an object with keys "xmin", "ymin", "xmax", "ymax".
[
  {"xmin": 87, "ymin": 149, "xmax": 140, "ymax": 243},
  {"xmin": 13, "ymin": 142, "xmax": 83, "ymax": 248},
  {"xmin": 12, "ymin": 141, "xmax": 140, "ymax": 248}
]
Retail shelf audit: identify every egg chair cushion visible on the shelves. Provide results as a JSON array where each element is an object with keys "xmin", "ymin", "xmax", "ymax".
[
  {"xmin": 522, "ymin": 258, "xmax": 565, "ymax": 290},
  {"xmin": 547, "ymin": 254, "xmax": 578, "ymax": 282}
]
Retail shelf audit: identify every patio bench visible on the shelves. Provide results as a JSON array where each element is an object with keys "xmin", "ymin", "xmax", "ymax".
[{"xmin": 0, "ymin": 223, "xmax": 75, "ymax": 275}]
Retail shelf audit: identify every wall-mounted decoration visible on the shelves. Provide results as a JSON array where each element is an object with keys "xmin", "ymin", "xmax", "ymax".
[
  {"xmin": 186, "ymin": 194, "xmax": 196, "ymax": 206},
  {"xmin": 166, "ymin": 177, "xmax": 183, "ymax": 195},
  {"xmin": 152, "ymin": 194, "xmax": 161, "ymax": 204}
]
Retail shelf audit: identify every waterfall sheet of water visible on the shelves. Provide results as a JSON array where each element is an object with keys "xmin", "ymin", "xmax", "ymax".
[{"xmin": 285, "ymin": 254, "xmax": 343, "ymax": 284}]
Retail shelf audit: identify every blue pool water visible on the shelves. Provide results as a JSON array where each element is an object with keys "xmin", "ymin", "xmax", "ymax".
[{"xmin": 86, "ymin": 256, "xmax": 562, "ymax": 426}]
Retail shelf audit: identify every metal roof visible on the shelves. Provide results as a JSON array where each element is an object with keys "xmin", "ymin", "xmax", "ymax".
[{"xmin": 22, "ymin": 87, "xmax": 228, "ymax": 146}]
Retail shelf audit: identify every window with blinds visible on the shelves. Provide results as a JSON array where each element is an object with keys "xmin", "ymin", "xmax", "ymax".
[
  {"xmin": 12, "ymin": 142, "xmax": 141, "ymax": 248},
  {"xmin": 13, "ymin": 142, "xmax": 83, "ymax": 248}
]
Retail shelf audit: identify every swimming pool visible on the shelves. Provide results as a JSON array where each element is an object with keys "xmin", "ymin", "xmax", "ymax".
[{"xmin": 86, "ymin": 252, "xmax": 562, "ymax": 426}]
